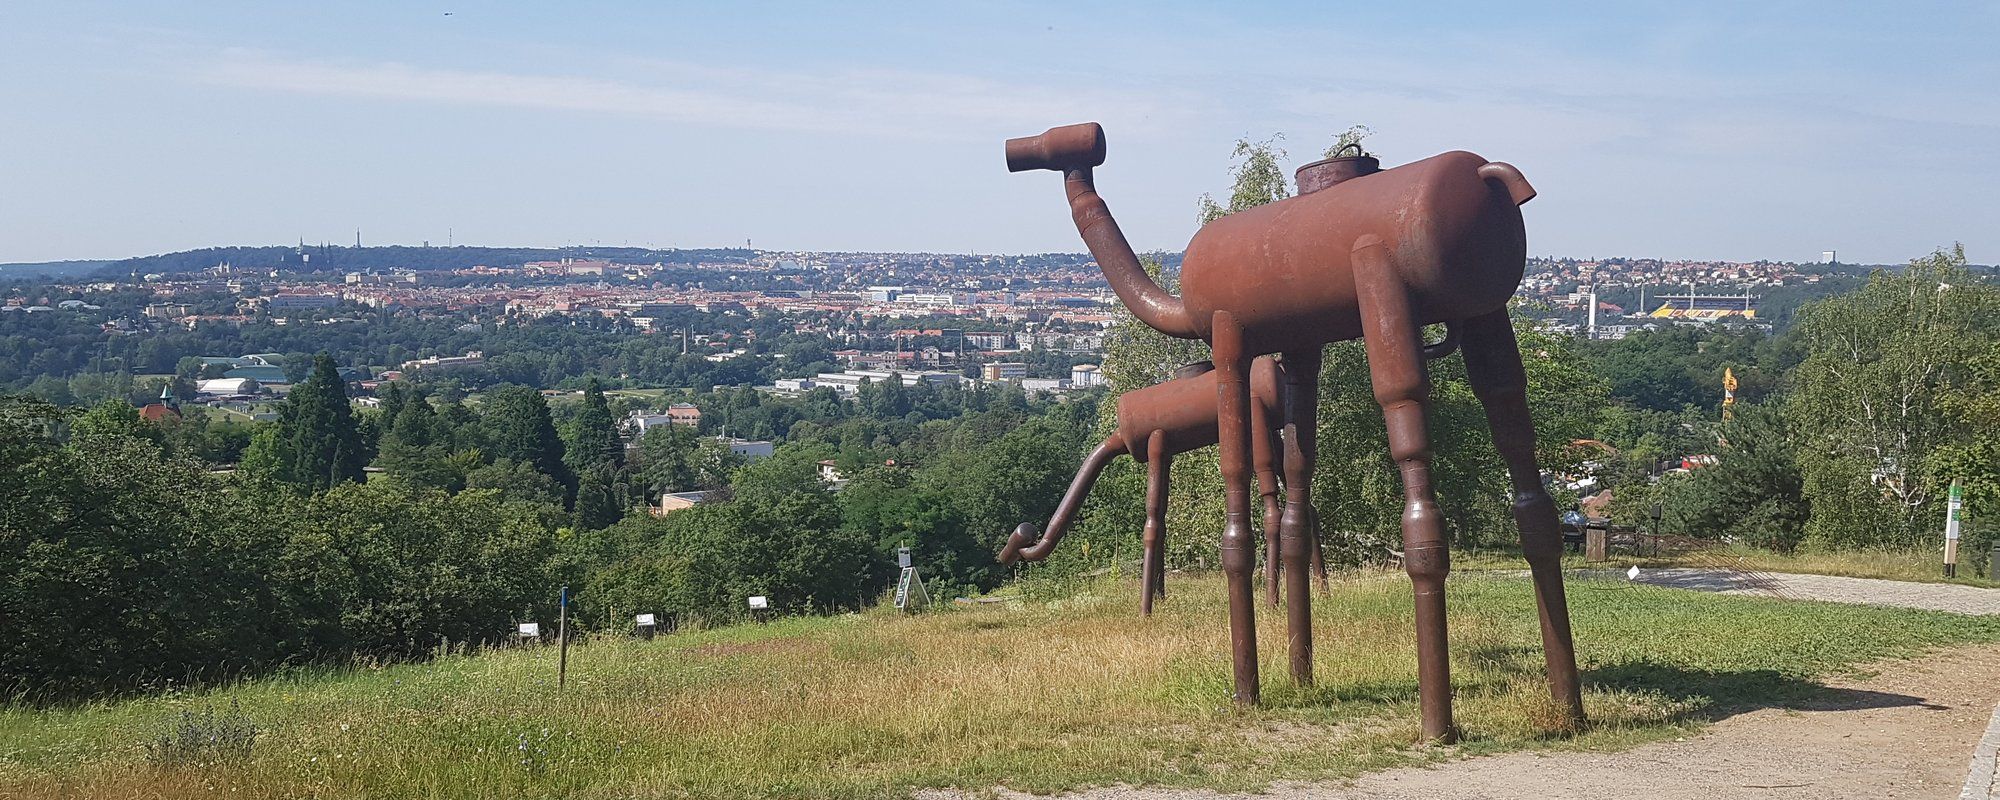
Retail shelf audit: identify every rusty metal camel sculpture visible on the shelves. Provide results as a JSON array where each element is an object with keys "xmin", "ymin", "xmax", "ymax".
[
  {"xmin": 998, "ymin": 357, "xmax": 1327, "ymax": 615},
  {"xmin": 1005, "ymin": 122, "xmax": 1584, "ymax": 740}
]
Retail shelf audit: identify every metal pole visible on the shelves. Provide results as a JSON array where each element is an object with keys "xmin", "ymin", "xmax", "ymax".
[{"xmin": 556, "ymin": 585, "xmax": 570, "ymax": 689}]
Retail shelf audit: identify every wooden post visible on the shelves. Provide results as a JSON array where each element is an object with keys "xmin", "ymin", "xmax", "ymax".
[
  {"xmin": 1584, "ymin": 524, "xmax": 1607, "ymax": 563},
  {"xmin": 556, "ymin": 585, "xmax": 569, "ymax": 690}
]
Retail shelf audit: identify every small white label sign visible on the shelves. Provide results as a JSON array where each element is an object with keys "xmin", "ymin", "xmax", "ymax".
[
  {"xmin": 518, "ymin": 622, "xmax": 540, "ymax": 637},
  {"xmin": 747, "ymin": 596, "xmax": 769, "ymax": 610},
  {"xmin": 636, "ymin": 613, "xmax": 657, "ymax": 626}
]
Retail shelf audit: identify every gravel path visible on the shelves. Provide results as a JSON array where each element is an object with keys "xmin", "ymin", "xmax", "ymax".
[
  {"xmin": 1576, "ymin": 568, "xmax": 2000, "ymax": 616},
  {"xmin": 1965, "ymin": 700, "xmax": 2000, "ymax": 800}
]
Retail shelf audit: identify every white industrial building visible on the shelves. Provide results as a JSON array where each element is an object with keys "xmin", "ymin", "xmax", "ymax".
[{"xmin": 810, "ymin": 370, "xmax": 963, "ymax": 394}]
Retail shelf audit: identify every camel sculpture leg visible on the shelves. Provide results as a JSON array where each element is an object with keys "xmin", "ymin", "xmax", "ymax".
[
  {"xmin": 1152, "ymin": 462, "xmax": 1168, "ymax": 603},
  {"xmin": 1309, "ymin": 506, "xmax": 1329, "ymax": 591},
  {"xmin": 1354, "ymin": 235, "xmax": 1457, "ymax": 743},
  {"xmin": 1280, "ymin": 347, "xmax": 1323, "ymax": 686},
  {"xmin": 1461, "ymin": 309, "xmax": 1587, "ymax": 726},
  {"xmin": 1213, "ymin": 310, "xmax": 1261, "ymax": 705},
  {"xmin": 1254, "ymin": 391, "xmax": 1284, "ymax": 608},
  {"xmin": 1140, "ymin": 430, "xmax": 1171, "ymax": 615}
]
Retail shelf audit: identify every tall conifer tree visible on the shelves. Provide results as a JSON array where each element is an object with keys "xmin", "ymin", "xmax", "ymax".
[
  {"xmin": 272, "ymin": 354, "xmax": 365, "ymax": 492},
  {"xmin": 484, "ymin": 384, "xmax": 573, "ymax": 496},
  {"xmin": 565, "ymin": 378, "xmax": 621, "ymax": 472}
]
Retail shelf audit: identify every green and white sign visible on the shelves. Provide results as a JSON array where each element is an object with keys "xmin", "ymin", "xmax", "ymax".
[{"xmin": 1945, "ymin": 479, "xmax": 1964, "ymax": 541}]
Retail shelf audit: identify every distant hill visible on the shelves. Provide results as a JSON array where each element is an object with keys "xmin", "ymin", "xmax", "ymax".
[
  {"xmin": 103, "ymin": 245, "xmax": 758, "ymax": 277},
  {"xmin": 0, "ymin": 260, "xmax": 113, "ymax": 279}
]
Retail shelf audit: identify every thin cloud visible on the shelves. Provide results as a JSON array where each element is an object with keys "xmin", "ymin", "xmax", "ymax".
[{"xmin": 192, "ymin": 51, "xmax": 1176, "ymax": 140}]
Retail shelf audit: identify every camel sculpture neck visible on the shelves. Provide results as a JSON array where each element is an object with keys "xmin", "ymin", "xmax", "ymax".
[
  {"xmin": 1063, "ymin": 168, "xmax": 1199, "ymax": 339},
  {"xmin": 1005, "ymin": 434, "xmax": 1129, "ymax": 563}
]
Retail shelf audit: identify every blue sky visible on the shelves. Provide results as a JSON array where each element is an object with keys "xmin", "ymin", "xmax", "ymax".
[{"xmin": 2, "ymin": 2, "xmax": 1993, "ymax": 264}]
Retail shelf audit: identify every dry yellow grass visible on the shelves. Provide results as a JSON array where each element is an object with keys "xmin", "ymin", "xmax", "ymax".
[{"xmin": 4, "ymin": 570, "xmax": 1996, "ymax": 799}]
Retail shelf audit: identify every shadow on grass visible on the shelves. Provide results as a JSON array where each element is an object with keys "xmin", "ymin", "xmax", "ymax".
[
  {"xmin": 1270, "ymin": 655, "xmax": 1938, "ymax": 735},
  {"xmin": 1583, "ymin": 660, "xmax": 1945, "ymax": 722}
]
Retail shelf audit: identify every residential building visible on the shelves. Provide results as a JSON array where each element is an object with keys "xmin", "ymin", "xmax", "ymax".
[
  {"xmin": 267, "ymin": 294, "xmax": 340, "ymax": 310},
  {"xmin": 400, "ymin": 351, "xmax": 486, "ymax": 373},
  {"xmin": 667, "ymin": 403, "xmax": 703, "ymax": 426},
  {"xmin": 982, "ymin": 362, "xmax": 1028, "ymax": 381},
  {"xmin": 724, "ymin": 438, "xmax": 774, "ymax": 460},
  {"xmin": 655, "ymin": 490, "xmax": 715, "ymax": 515}
]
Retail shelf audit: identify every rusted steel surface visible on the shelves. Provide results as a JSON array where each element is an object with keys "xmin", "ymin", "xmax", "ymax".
[
  {"xmin": 1295, "ymin": 154, "xmax": 1380, "ymax": 195},
  {"xmin": 1004, "ymin": 121, "xmax": 1584, "ymax": 736},
  {"xmin": 1000, "ymin": 359, "xmax": 1309, "ymax": 616}
]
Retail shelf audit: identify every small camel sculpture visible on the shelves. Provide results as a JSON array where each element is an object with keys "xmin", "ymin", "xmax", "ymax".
[
  {"xmin": 1005, "ymin": 122, "xmax": 1584, "ymax": 740},
  {"xmin": 999, "ymin": 357, "xmax": 1328, "ymax": 615}
]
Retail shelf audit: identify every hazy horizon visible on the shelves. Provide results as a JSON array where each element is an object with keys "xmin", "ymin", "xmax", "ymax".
[{"xmin": 0, "ymin": 241, "xmax": 1954, "ymax": 270}]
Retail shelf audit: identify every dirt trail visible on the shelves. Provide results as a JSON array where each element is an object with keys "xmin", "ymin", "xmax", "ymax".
[
  {"xmin": 1591, "ymin": 568, "xmax": 2000, "ymax": 616},
  {"xmin": 926, "ymin": 641, "xmax": 2000, "ymax": 800}
]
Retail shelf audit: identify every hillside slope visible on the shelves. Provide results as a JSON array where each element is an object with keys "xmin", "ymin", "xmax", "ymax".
[{"xmin": 3, "ymin": 572, "xmax": 1996, "ymax": 799}]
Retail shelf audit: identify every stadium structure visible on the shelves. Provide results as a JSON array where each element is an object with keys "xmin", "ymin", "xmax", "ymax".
[{"xmin": 1647, "ymin": 292, "xmax": 1758, "ymax": 321}]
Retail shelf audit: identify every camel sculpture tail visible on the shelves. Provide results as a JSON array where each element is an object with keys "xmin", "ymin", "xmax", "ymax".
[{"xmin": 999, "ymin": 434, "xmax": 1129, "ymax": 564}]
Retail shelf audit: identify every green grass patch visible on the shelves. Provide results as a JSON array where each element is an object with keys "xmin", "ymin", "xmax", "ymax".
[{"xmin": 3, "ymin": 572, "xmax": 1995, "ymax": 799}]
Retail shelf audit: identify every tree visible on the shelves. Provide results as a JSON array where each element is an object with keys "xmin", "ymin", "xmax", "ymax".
[
  {"xmin": 483, "ymin": 385, "xmax": 574, "ymax": 497},
  {"xmin": 261, "ymin": 480, "xmax": 558, "ymax": 660},
  {"xmin": 0, "ymin": 396, "xmax": 277, "ymax": 697},
  {"xmin": 1304, "ymin": 315, "xmax": 1607, "ymax": 560},
  {"xmin": 564, "ymin": 378, "xmax": 622, "ymax": 473},
  {"xmin": 1786, "ymin": 245, "xmax": 2000, "ymax": 547},
  {"xmin": 374, "ymin": 386, "xmax": 467, "ymax": 491},
  {"xmin": 635, "ymin": 423, "xmax": 702, "ymax": 496},
  {"xmin": 1325, "ymin": 125, "xmax": 1375, "ymax": 159},
  {"xmin": 377, "ymin": 382, "xmax": 409, "ymax": 435},
  {"xmin": 690, "ymin": 436, "xmax": 745, "ymax": 491},
  {"xmin": 919, "ymin": 415, "xmax": 1090, "ymax": 557},
  {"xmin": 574, "ymin": 466, "xmax": 624, "ymax": 530},
  {"xmin": 1658, "ymin": 403, "xmax": 1808, "ymax": 551},
  {"xmin": 72, "ymin": 399, "xmax": 159, "ymax": 444},
  {"xmin": 262, "ymin": 354, "xmax": 365, "ymax": 492},
  {"xmin": 464, "ymin": 458, "xmax": 567, "ymax": 507},
  {"xmin": 1197, "ymin": 136, "xmax": 1290, "ymax": 225}
]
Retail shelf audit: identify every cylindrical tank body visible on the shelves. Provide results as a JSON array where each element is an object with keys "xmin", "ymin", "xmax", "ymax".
[
  {"xmin": 1117, "ymin": 359, "xmax": 1281, "ymax": 462},
  {"xmin": 1179, "ymin": 151, "xmax": 1528, "ymax": 352}
]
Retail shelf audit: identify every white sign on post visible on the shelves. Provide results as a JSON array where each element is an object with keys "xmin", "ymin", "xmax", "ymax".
[
  {"xmin": 1944, "ymin": 478, "xmax": 1966, "ymax": 577},
  {"xmin": 636, "ymin": 613, "xmax": 657, "ymax": 626},
  {"xmin": 747, "ymin": 596, "xmax": 769, "ymax": 610},
  {"xmin": 1946, "ymin": 481, "xmax": 1964, "ymax": 541},
  {"xmin": 518, "ymin": 622, "xmax": 541, "ymax": 638}
]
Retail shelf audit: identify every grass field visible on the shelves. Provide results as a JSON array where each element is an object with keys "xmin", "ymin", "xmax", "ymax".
[{"xmin": 4, "ymin": 571, "xmax": 1998, "ymax": 800}]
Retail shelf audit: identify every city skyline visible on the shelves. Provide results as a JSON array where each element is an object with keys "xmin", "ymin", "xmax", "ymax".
[{"xmin": 3, "ymin": 2, "xmax": 1994, "ymax": 265}]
